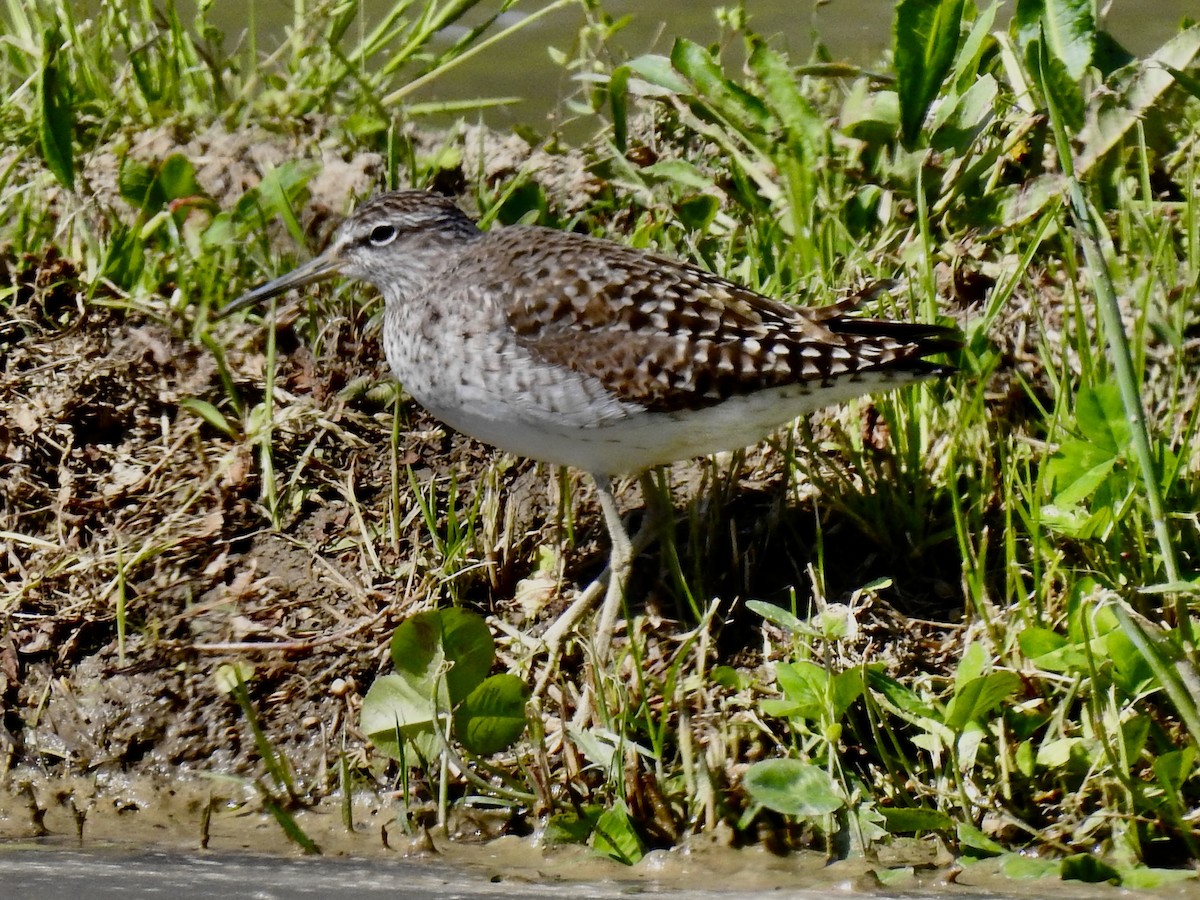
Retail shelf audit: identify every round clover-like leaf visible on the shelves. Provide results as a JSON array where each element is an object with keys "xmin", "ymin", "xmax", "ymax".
[{"xmin": 453, "ymin": 673, "xmax": 528, "ymax": 756}]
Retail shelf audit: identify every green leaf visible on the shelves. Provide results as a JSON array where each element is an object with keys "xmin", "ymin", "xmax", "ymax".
[
  {"xmin": 1000, "ymin": 852, "xmax": 1062, "ymax": 879},
  {"xmin": 868, "ymin": 669, "xmax": 938, "ymax": 718},
  {"xmin": 1014, "ymin": 0, "xmax": 1095, "ymax": 80},
  {"xmin": 747, "ymin": 599, "xmax": 809, "ymax": 635},
  {"xmin": 359, "ymin": 673, "xmax": 438, "ymax": 760},
  {"xmin": 1107, "ymin": 630, "xmax": 1153, "ymax": 694},
  {"xmin": 709, "ymin": 665, "xmax": 747, "ymax": 690},
  {"xmin": 1153, "ymin": 748, "xmax": 1197, "ymax": 792},
  {"xmin": 831, "ymin": 668, "xmax": 866, "ymax": 719},
  {"xmin": 944, "ymin": 672, "xmax": 1021, "ymax": 731},
  {"xmin": 670, "ymin": 38, "xmax": 773, "ymax": 138},
  {"xmin": 879, "ymin": 807, "xmax": 954, "ymax": 833},
  {"xmin": 391, "ymin": 611, "xmax": 450, "ymax": 701},
  {"xmin": 179, "ymin": 398, "xmax": 237, "ymax": 439},
  {"xmin": 609, "ymin": 64, "xmax": 630, "ymax": 153},
  {"xmin": 742, "ymin": 759, "xmax": 844, "ymax": 817},
  {"xmin": 771, "ymin": 661, "xmax": 827, "ymax": 721},
  {"xmin": 390, "ymin": 607, "xmax": 494, "ymax": 707},
  {"xmin": 675, "ymin": 193, "xmax": 719, "ymax": 232},
  {"xmin": 438, "ymin": 607, "xmax": 495, "ymax": 704},
  {"xmin": 1017, "ymin": 626, "xmax": 1066, "ymax": 658},
  {"xmin": 38, "ymin": 28, "xmax": 75, "ymax": 191},
  {"xmin": 544, "ymin": 806, "xmax": 602, "ymax": 845},
  {"xmin": 840, "ymin": 85, "xmax": 900, "ymax": 144},
  {"xmin": 1029, "ymin": 34, "xmax": 1085, "ymax": 133},
  {"xmin": 590, "ymin": 802, "xmax": 645, "ymax": 865},
  {"xmin": 1019, "ymin": 626, "xmax": 1088, "ymax": 672},
  {"xmin": 1037, "ymin": 736, "xmax": 1085, "ymax": 769},
  {"xmin": 954, "ymin": 641, "xmax": 987, "ymax": 688},
  {"xmin": 957, "ymin": 821, "xmax": 1006, "ymax": 856},
  {"xmin": 893, "ymin": 0, "xmax": 966, "ymax": 146},
  {"xmin": 624, "ymin": 53, "xmax": 689, "ymax": 94},
  {"xmin": 1074, "ymin": 383, "xmax": 1130, "ymax": 453},
  {"xmin": 453, "ymin": 673, "xmax": 528, "ymax": 755},
  {"xmin": 1060, "ymin": 853, "xmax": 1120, "ymax": 884},
  {"xmin": 642, "ymin": 159, "xmax": 715, "ymax": 191},
  {"xmin": 1046, "ymin": 441, "xmax": 1116, "ymax": 507},
  {"xmin": 747, "ymin": 41, "xmax": 823, "ymax": 147},
  {"xmin": 1118, "ymin": 867, "xmax": 1198, "ymax": 889}
]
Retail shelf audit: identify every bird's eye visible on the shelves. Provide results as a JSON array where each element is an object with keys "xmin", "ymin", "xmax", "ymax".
[{"xmin": 368, "ymin": 224, "xmax": 397, "ymax": 245}]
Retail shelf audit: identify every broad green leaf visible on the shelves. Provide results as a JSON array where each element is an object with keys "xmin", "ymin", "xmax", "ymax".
[
  {"xmin": 709, "ymin": 665, "xmax": 748, "ymax": 691},
  {"xmin": 642, "ymin": 159, "xmax": 715, "ymax": 190},
  {"xmin": 841, "ymin": 86, "xmax": 900, "ymax": 144},
  {"xmin": 391, "ymin": 610, "xmax": 450, "ymax": 700},
  {"xmin": 893, "ymin": 0, "xmax": 966, "ymax": 146},
  {"xmin": 954, "ymin": 641, "xmax": 987, "ymax": 689},
  {"xmin": 742, "ymin": 759, "xmax": 844, "ymax": 817},
  {"xmin": 831, "ymin": 668, "xmax": 865, "ymax": 719},
  {"xmin": 590, "ymin": 802, "xmax": 645, "ymax": 865},
  {"xmin": 390, "ymin": 607, "xmax": 494, "ymax": 707},
  {"xmin": 1153, "ymin": 748, "xmax": 1197, "ymax": 792},
  {"xmin": 1017, "ymin": 626, "xmax": 1066, "ymax": 658},
  {"xmin": 879, "ymin": 807, "xmax": 954, "ymax": 833},
  {"xmin": 453, "ymin": 673, "xmax": 528, "ymax": 756},
  {"xmin": 359, "ymin": 672, "xmax": 438, "ymax": 760},
  {"xmin": 156, "ymin": 154, "xmax": 205, "ymax": 204},
  {"xmin": 771, "ymin": 661, "xmax": 827, "ymax": 722},
  {"xmin": 1019, "ymin": 626, "xmax": 1089, "ymax": 672},
  {"xmin": 1074, "ymin": 383, "xmax": 1130, "ymax": 453},
  {"xmin": 676, "ymin": 193, "xmax": 719, "ymax": 231},
  {"xmin": 624, "ymin": 53, "xmax": 689, "ymax": 94},
  {"xmin": 1014, "ymin": 0, "xmax": 1095, "ymax": 80},
  {"xmin": 1040, "ymin": 501, "xmax": 1112, "ymax": 540},
  {"xmin": 944, "ymin": 672, "xmax": 1021, "ymax": 731},
  {"xmin": 1078, "ymin": 26, "xmax": 1200, "ymax": 171},
  {"xmin": 1107, "ymin": 631, "xmax": 1153, "ymax": 694},
  {"xmin": 875, "ymin": 867, "xmax": 916, "ymax": 885},
  {"xmin": 670, "ymin": 38, "xmax": 773, "ymax": 138},
  {"xmin": 1037, "ymin": 736, "xmax": 1084, "ymax": 768},
  {"xmin": 1046, "ymin": 441, "xmax": 1116, "ymax": 507},
  {"xmin": 38, "ymin": 28, "xmax": 75, "ymax": 191},
  {"xmin": 438, "ymin": 607, "xmax": 494, "ymax": 704}
]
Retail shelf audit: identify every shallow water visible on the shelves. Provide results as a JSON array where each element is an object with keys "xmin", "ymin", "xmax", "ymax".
[{"xmin": 204, "ymin": 0, "xmax": 1193, "ymax": 129}]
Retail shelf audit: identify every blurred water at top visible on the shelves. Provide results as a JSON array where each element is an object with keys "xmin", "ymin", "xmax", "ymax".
[{"xmin": 208, "ymin": 0, "xmax": 1192, "ymax": 128}]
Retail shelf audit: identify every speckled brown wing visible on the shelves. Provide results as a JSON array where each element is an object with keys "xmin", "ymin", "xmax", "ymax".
[{"xmin": 485, "ymin": 226, "xmax": 958, "ymax": 413}]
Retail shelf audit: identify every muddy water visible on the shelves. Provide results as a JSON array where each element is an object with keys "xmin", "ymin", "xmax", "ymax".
[
  {"xmin": 3, "ymin": 771, "xmax": 1194, "ymax": 898},
  {"xmin": 0, "ymin": 779, "xmax": 1152, "ymax": 899}
]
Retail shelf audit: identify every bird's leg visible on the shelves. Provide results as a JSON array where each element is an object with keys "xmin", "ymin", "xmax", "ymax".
[
  {"xmin": 532, "ymin": 473, "xmax": 664, "ymax": 705},
  {"xmin": 590, "ymin": 474, "xmax": 632, "ymax": 666}
]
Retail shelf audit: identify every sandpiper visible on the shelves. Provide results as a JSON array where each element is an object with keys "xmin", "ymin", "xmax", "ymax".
[{"xmin": 221, "ymin": 190, "xmax": 958, "ymax": 694}]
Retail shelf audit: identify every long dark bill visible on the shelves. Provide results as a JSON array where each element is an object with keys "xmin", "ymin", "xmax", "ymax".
[{"xmin": 215, "ymin": 250, "xmax": 341, "ymax": 319}]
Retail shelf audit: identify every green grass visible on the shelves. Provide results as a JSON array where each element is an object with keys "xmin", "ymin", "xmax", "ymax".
[{"xmin": 2, "ymin": 0, "xmax": 1200, "ymax": 888}]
